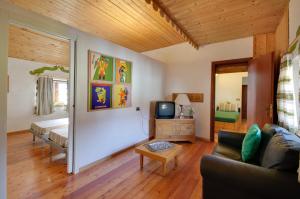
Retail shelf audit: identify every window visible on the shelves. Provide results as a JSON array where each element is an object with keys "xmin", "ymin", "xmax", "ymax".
[{"xmin": 53, "ymin": 79, "xmax": 68, "ymax": 111}]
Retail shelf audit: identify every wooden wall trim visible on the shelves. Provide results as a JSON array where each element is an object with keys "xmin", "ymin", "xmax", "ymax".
[
  {"xmin": 172, "ymin": 93, "xmax": 204, "ymax": 103},
  {"xmin": 7, "ymin": 129, "xmax": 29, "ymax": 135},
  {"xmin": 253, "ymin": 33, "xmax": 275, "ymax": 58},
  {"xmin": 275, "ymin": 5, "xmax": 289, "ymax": 58},
  {"xmin": 215, "ymin": 64, "xmax": 248, "ymax": 74},
  {"xmin": 146, "ymin": 0, "xmax": 198, "ymax": 49}
]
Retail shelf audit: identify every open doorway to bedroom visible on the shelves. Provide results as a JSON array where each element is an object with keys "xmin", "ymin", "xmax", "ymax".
[
  {"xmin": 210, "ymin": 58, "xmax": 252, "ymax": 142},
  {"xmin": 6, "ymin": 24, "xmax": 74, "ymax": 197}
]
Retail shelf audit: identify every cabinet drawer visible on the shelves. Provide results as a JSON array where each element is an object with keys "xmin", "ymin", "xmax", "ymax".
[
  {"xmin": 156, "ymin": 120, "xmax": 174, "ymax": 126},
  {"xmin": 175, "ymin": 120, "xmax": 194, "ymax": 125},
  {"xmin": 179, "ymin": 124, "xmax": 194, "ymax": 135},
  {"xmin": 157, "ymin": 127, "xmax": 178, "ymax": 136},
  {"xmin": 157, "ymin": 125, "xmax": 173, "ymax": 132}
]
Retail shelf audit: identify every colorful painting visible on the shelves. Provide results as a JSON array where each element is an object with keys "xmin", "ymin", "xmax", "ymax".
[
  {"xmin": 89, "ymin": 50, "xmax": 114, "ymax": 82},
  {"xmin": 115, "ymin": 58, "xmax": 132, "ymax": 84},
  {"xmin": 113, "ymin": 84, "xmax": 132, "ymax": 108},
  {"xmin": 87, "ymin": 49, "xmax": 133, "ymax": 111},
  {"xmin": 90, "ymin": 83, "xmax": 112, "ymax": 110}
]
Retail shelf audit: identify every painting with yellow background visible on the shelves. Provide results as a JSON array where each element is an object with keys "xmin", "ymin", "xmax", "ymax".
[{"xmin": 113, "ymin": 84, "xmax": 131, "ymax": 108}]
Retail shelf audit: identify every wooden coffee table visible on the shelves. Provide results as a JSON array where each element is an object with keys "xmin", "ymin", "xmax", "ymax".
[{"xmin": 135, "ymin": 140, "xmax": 182, "ymax": 176}]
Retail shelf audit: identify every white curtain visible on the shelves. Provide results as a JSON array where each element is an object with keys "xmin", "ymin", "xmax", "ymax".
[
  {"xmin": 36, "ymin": 77, "xmax": 54, "ymax": 115},
  {"xmin": 277, "ymin": 54, "xmax": 300, "ymax": 133}
]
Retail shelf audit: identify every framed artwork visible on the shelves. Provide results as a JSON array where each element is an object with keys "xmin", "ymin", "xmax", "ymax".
[
  {"xmin": 87, "ymin": 49, "xmax": 133, "ymax": 111},
  {"xmin": 88, "ymin": 50, "xmax": 114, "ymax": 82},
  {"xmin": 112, "ymin": 84, "xmax": 132, "ymax": 108},
  {"xmin": 115, "ymin": 58, "xmax": 132, "ymax": 84},
  {"xmin": 90, "ymin": 83, "xmax": 112, "ymax": 110}
]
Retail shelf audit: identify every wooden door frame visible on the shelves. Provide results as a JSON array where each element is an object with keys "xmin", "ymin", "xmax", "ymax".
[
  {"xmin": 241, "ymin": 85, "xmax": 248, "ymax": 119},
  {"xmin": 210, "ymin": 57, "xmax": 252, "ymax": 142}
]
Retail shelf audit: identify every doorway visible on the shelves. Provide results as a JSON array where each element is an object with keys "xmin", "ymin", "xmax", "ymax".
[
  {"xmin": 210, "ymin": 58, "xmax": 252, "ymax": 142},
  {"xmin": 6, "ymin": 24, "xmax": 75, "ymax": 197}
]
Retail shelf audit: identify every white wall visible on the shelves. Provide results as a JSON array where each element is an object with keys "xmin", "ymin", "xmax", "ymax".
[
  {"xmin": 0, "ymin": 1, "xmax": 166, "ymax": 177},
  {"xmin": 215, "ymin": 72, "xmax": 248, "ymax": 109},
  {"xmin": 75, "ymin": 32, "xmax": 165, "ymax": 170},
  {"xmin": 289, "ymin": 0, "xmax": 300, "ymax": 43},
  {"xmin": 7, "ymin": 58, "xmax": 69, "ymax": 132},
  {"xmin": 144, "ymin": 37, "xmax": 253, "ymax": 139}
]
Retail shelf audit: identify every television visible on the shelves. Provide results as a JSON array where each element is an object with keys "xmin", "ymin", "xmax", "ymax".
[{"xmin": 155, "ymin": 101, "xmax": 175, "ymax": 119}]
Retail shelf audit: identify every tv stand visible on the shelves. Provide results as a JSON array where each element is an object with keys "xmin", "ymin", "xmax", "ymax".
[{"xmin": 155, "ymin": 118, "xmax": 195, "ymax": 143}]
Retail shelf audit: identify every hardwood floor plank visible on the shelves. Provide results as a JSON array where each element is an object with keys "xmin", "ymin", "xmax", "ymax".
[
  {"xmin": 8, "ymin": 132, "xmax": 214, "ymax": 199},
  {"xmin": 98, "ymin": 160, "xmax": 161, "ymax": 199},
  {"xmin": 144, "ymin": 142, "xmax": 207, "ymax": 198},
  {"xmin": 128, "ymin": 142, "xmax": 198, "ymax": 199}
]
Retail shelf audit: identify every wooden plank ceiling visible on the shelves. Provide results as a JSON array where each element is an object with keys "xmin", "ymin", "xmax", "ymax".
[
  {"xmin": 9, "ymin": 25, "xmax": 70, "ymax": 66},
  {"xmin": 9, "ymin": 0, "xmax": 288, "ymax": 52},
  {"xmin": 158, "ymin": 0, "xmax": 289, "ymax": 45},
  {"xmin": 9, "ymin": 0, "xmax": 185, "ymax": 52}
]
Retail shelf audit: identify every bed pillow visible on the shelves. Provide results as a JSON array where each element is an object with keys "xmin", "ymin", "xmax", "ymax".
[
  {"xmin": 219, "ymin": 103, "xmax": 225, "ymax": 111},
  {"xmin": 242, "ymin": 124, "xmax": 262, "ymax": 162},
  {"xmin": 230, "ymin": 103, "xmax": 236, "ymax": 112},
  {"xmin": 225, "ymin": 103, "xmax": 231, "ymax": 111}
]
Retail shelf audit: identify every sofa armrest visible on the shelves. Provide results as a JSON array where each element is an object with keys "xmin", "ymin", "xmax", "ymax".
[
  {"xmin": 200, "ymin": 155, "xmax": 300, "ymax": 198},
  {"xmin": 218, "ymin": 130, "xmax": 245, "ymax": 149}
]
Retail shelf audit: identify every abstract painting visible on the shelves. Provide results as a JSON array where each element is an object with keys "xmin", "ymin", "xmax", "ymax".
[
  {"xmin": 89, "ymin": 50, "xmax": 114, "ymax": 82},
  {"xmin": 112, "ymin": 84, "xmax": 132, "ymax": 108},
  {"xmin": 115, "ymin": 58, "xmax": 132, "ymax": 84},
  {"xmin": 90, "ymin": 83, "xmax": 112, "ymax": 110}
]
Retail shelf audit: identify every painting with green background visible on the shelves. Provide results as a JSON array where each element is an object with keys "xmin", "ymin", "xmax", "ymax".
[{"xmin": 92, "ymin": 54, "xmax": 114, "ymax": 82}]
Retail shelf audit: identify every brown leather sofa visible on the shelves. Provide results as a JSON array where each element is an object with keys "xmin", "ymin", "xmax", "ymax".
[{"xmin": 200, "ymin": 124, "xmax": 300, "ymax": 199}]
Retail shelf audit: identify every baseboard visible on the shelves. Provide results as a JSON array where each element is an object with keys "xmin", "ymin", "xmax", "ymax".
[
  {"xmin": 79, "ymin": 137, "xmax": 151, "ymax": 173},
  {"xmin": 149, "ymin": 135, "xmax": 155, "ymax": 140},
  {"xmin": 195, "ymin": 136, "xmax": 211, "ymax": 143},
  {"xmin": 7, "ymin": 129, "xmax": 30, "ymax": 135}
]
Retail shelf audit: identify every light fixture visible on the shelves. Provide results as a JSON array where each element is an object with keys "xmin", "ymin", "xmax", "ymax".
[{"xmin": 175, "ymin": 94, "xmax": 191, "ymax": 119}]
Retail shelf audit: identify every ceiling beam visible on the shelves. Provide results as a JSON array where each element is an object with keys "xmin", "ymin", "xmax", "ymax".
[{"xmin": 145, "ymin": 0, "xmax": 199, "ymax": 49}]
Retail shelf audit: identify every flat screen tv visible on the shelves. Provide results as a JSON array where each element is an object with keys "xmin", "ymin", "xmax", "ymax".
[{"xmin": 155, "ymin": 101, "xmax": 175, "ymax": 119}]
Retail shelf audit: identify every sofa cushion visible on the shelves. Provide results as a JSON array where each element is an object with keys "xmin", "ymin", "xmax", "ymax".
[
  {"xmin": 242, "ymin": 124, "xmax": 261, "ymax": 162},
  {"xmin": 261, "ymin": 131, "xmax": 300, "ymax": 172},
  {"xmin": 213, "ymin": 144, "xmax": 242, "ymax": 161},
  {"xmin": 257, "ymin": 124, "xmax": 287, "ymax": 164}
]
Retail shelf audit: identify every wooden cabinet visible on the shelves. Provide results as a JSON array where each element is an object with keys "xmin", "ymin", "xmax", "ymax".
[{"xmin": 155, "ymin": 119, "xmax": 195, "ymax": 143}]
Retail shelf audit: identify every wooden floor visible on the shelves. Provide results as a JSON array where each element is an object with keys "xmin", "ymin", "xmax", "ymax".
[{"xmin": 8, "ymin": 132, "xmax": 214, "ymax": 199}]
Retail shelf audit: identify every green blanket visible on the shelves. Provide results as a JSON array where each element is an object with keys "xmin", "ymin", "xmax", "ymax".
[{"xmin": 215, "ymin": 111, "xmax": 239, "ymax": 123}]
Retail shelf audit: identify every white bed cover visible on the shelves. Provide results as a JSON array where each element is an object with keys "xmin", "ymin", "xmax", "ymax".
[
  {"xmin": 49, "ymin": 127, "xmax": 68, "ymax": 148},
  {"xmin": 30, "ymin": 118, "xmax": 69, "ymax": 136}
]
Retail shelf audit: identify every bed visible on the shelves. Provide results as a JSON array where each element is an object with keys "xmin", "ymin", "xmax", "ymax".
[
  {"xmin": 48, "ymin": 127, "xmax": 68, "ymax": 161},
  {"xmin": 49, "ymin": 127, "xmax": 68, "ymax": 148},
  {"xmin": 215, "ymin": 111, "xmax": 240, "ymax": 123},
  {"xmin": 30, "ymin": 118, "xmax": 69, "ymax": 141},
  {"xmin": 215, "ymin": 103, "xmax": 241, "ymax": 134}
]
